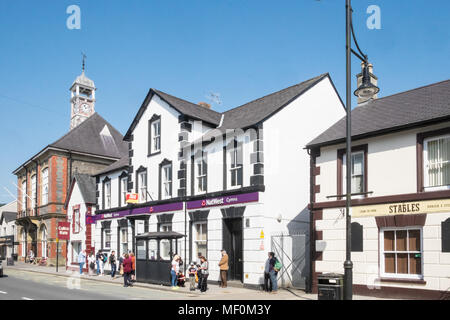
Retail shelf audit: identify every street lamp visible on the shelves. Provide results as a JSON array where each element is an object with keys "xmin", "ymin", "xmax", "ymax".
[{"xmin": 344, "ymin": 0, "xmax": 379, "ymax": 300}]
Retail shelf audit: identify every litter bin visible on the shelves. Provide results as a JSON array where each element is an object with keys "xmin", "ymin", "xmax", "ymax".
[
  {"xmin": 317, "ymin": 273, "xmax": 344, "ymax": 300},
  {"xmin": 12, "ymin": 253, "xmax": 18, "ymax": 262},
  {"xmin": 7, "ymin": 257, "xmax": 14, "ymax": 266}
]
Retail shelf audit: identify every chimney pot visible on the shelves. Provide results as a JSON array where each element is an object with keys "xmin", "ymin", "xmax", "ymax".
[{"xmin": 198, "ymin": 102, "xmax": 211, "ymax": 109}]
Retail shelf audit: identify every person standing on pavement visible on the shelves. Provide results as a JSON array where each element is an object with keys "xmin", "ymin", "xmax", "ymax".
[
  {"xmin": 188, "ymin": 262, "xmax": 197, "ymax": 291},
  {"xmin": 130, "ymin": 252, "xmax": 136, "ymax": 282},
  {"xmin": 28, "ymin": 249, "xmax": 35, "ymax": 264},
  {"xmin": 264, "ymin": 252, "xmax": 272, "ymax": 292},
  {"xmin": 218, "ymin": 249, "xmax": 229, "ymax": 288},
  {"xmin": 109, "ymin": 251, "xmax": 117, "ymax": 278},
  {"xmin": 171, "ymin": 255, "xmax": 180, "ymax": 290},
  {"xmin": 96, "ymin": 250, "xmax": 104, "ymax": 276},
  {"xmin": 196, "ymin": 252, "xmax": 203, "ymax": 289},
  {"xmin": 199, "ymin": 256, "xmax": 209, "ymax": 293},
  {"xmin": 119, "ymin": 253, "xmax": 125, "ymax": 277},
  {"xmin": 88, "ymin": 253, "xmax": 96, "ymax": 276},
  {"xmin": 78, "ymin": 250, "xmax": 86, "ymax": 275},
  {"xmin": 268, "ymin": 252, "xmax": 278, "ymax": 294},
  {"xmin": 122, "ymin": 253, "xmax": 133, "ymax": 287}
]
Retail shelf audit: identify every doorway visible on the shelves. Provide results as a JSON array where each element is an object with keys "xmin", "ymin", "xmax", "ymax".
[{"xmin": 222, "ymin": 218, "xmax": 243, "ymax": 282}]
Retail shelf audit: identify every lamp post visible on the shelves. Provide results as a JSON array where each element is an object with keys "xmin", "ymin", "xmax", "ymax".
[{"xmin": 344, "ymin": 0, "xmax": 379, "ymax": 300}]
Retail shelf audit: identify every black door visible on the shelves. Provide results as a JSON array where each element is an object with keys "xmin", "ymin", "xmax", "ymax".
[{"xmin": 223, "ymin": 218, "xmax": 243, "ymax": 282}]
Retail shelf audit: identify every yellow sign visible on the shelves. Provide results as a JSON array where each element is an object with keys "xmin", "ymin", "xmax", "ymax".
[
  {"xmin": 56, "ymin": 238, "xmax": 59, "ymax": 243},
  {"xmin": 353, "ymin": 198, "xmax": 450, "ymax": 218},
  {"xmin": 260, "ymin": 230, "xmax": 264, "ymax": 239}
]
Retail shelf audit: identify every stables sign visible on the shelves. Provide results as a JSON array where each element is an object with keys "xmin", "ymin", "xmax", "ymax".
[{"xmin": 353, "ymin": 198, "xmax": 450, "ymax": 218}]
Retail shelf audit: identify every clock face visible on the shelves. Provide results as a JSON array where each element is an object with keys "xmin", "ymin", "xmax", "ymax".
[{"xmin": 81, "ymin": 103, "xmax": 91, "ymax": 114}]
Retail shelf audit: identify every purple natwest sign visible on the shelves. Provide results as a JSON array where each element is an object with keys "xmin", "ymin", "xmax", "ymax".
[
  {"xmin": 89, "ymin": 202, "xmax": 183, "ymax": 223},
  {"xmin": 187, "ymin": 192, "xmax": 259, "ymax": 210}
]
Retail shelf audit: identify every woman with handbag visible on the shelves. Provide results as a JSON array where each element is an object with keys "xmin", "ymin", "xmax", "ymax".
[{"xmin": 199, "ymin": 256, "xmax": 209, "ymax": 293}]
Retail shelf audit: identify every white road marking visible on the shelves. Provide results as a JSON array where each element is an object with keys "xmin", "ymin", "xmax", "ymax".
[
  {"xmin": 22, "ymin": 297, "xmax": 33, "ymax": 300},
  {"xmin": 0, "ymin": 291, "xmax": 7, "ymax": 294}
]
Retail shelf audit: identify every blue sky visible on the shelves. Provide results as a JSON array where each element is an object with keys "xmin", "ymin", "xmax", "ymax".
[{"xmin": 0, "ymin": 0, "xmax": 449, "ymax": 204}]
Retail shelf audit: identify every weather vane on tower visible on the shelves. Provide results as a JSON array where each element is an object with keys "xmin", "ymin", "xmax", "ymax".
[{"xmin": 82, "ymin": 52, "xmax": 87, "ymax": 73}]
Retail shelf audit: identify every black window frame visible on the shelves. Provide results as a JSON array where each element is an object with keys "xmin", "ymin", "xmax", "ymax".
[{"xmin": 148, "ymin": 114, "xmax": 161, "ymax": 157}]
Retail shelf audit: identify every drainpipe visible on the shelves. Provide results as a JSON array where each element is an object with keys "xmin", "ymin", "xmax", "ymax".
[
  {"xmin": 307, "ymin": 147, "xmax": 314, "ymax": 294},
  {"xmin": 33, "ymin": 160, "xmax": 39, "ymax": 216}
]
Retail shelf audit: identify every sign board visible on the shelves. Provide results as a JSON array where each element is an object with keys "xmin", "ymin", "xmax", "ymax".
[
  {"xmin": 260, "ymin": 230, "xmax": 265, "ymax": 239},
  {"xmin": 126, "ymin": 193, "xmax": 139, "ymax": 204},
  {"xmin": 187, "ymin": 192, "xmax": 259, "ymax": 210},
  {"xmin": 353, "ymin": 198, "xmax": 450, "ymax": 218},
  {"xmin": 57, "ymin": 222, "xmax": 70, "ymax": 241}
]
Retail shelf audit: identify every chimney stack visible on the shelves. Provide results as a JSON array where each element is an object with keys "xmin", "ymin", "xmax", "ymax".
[
  {"xmin": 356, "ymin": 62, "xmax": 378, "ymax": 104},
  {"xmin": 198, "ymin": 102, "xmax": 211, "ymax": 109}
]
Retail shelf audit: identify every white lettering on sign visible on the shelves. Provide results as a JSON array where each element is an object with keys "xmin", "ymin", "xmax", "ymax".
[{"xmin": 206, "ymin": 198, "xmax": 224, "ymax": 206}]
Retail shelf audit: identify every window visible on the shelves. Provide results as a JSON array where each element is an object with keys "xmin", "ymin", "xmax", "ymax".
[
  {"xmin": 21, "ymin": 229, "xmax": 26, "ymax": 257},
  {"xmin": 193, "ymin": 222, "xmax": 207, "ymax": 259},
  {"xmin": 41, "ymin": 226, "xmax": 47, "ymax": 258},
  {"xmin": 103, "ymin": 228, "xmax": 111, "ymax": 249},
  {"xmin": 160, "ymin": 223, "xmax": 172, "ymax": 260},
  {"xmin": 73, "ymin": 208, "xmax": 80, "ymax": 234},
  {"xmin": 138, "ymin": 171, "xmax": 147, "ymax": 203},
  {"xmin": 196, "ymin": 157, "xmax": 207, "ymax": 193},
  {"xmin": 41, "ymin": 168, "xmax": 49, "ymax": 205},
  {"xmin": 136, "ymin": 240, "xmax": 146, "ymax": 260},
  {"xmin": 120, "ymin": 228, "xmax": 128, "ymax": 254},
  {"xmin": 162, "ymin": 165, "xmax": 172, "ymax": 199},
  {"xmin": 148, "ymin": 239, "xmax": 158, "ymax": 261},
  {"xmin": 424, "ymin": 135, "xmax": 450, "ymax": 190},
  {"xmin": 343, "ymin": 151, "xmax": 365, "ymax": 194},
  {"xmin": 21, "ymin": 180, "xmax": 27, "ymax": 211},
  {"xmin": 380, "ymin": 228, "xmax": 422, "ymax": 279},
  {"xmin": 31, "ymin": 175, "xmax": 36, "ymax": 210},
  {"xmin": 152, "ymin": 119, "xmax": 161, "ymax": 153},
  {"xmin": 230, "ymin": 141, "xmax": 243, "ymax": 187},
  {"xmin": 72, "ymin": 241, "xmax": 82, "ymax": 264},
  {"xmin": 104, "ymin": 181, "xmax": 111, "ymax": 209},
  {"xmin": 120, "ymin": 177, "xmax": 128, "ymax": 206}
]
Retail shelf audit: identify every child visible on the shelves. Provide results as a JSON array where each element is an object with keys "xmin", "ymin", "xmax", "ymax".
[{"xmin": 188, "ymin": 262, "xmax": 197, "ymax": 291}]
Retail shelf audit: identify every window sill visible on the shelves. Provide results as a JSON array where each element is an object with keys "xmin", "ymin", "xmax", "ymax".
[
  {"xmin": 148, "ymin": 151, "xmax": 161, "ymax": 157},
  {"xmin": 378, "ymin": 277, "xmax": 426, "ymax": 285}
]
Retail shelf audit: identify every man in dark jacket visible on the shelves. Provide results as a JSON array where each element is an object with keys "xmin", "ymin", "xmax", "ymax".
[
  {"xmin": 267, "ymin": 252, "xmax": 278, "ymax": 294},
  {"xmin": 109, "ymin": 251, "xmax": 117, "ymax": 278}
]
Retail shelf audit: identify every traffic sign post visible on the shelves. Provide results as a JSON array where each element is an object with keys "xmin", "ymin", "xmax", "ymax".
[{"xmin": 56, "ymin": 238, "xmax": 59, "ymax": 272}]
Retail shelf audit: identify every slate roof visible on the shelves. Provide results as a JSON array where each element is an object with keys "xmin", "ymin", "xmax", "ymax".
[
  {"xmin": 94, "ymin": 155, "xmax": 129, "ymax": 176},
  {"xmin": 73, "ymin": 173, "xmax": 96, "ymax": 204},
  {"xmin": 0, "ymin": 212, "xmax": 16, "ymax": 224},
  {"xmin": 307, "ymin": 79, "xmax": 450, "ymax": 148},
  {"xmin": 50, "ymin": 113, "xmax": 128, "ymax": 159},
  {"xmin": 220, "ymin": 73, "xmax": 330, "ymax": 130}
]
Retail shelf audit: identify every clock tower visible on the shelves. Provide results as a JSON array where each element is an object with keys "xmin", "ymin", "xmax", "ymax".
[{"xmin": 70, "ymin": 58, "xmax": 96, "ymax": 130}]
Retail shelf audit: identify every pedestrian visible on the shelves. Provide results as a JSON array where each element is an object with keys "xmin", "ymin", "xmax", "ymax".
[
  {"xmin": 88, "ymin": 253, "xmax": 96, "ymax": 276},
  {"xmin": 268, "ymin": 252, "xmax": 279, "ymax": 294},
  {"xmin": 264, "ymin": 252, "xmax": 272, "ymax": 292},
  {"xmin": 199, "ymin": 256, "xmax": 209, "ymax": 293},
  {"xmin": 96, "ymin": 250, "xmax": 103, "ymax": 276},
  {"xmin": 196, "ymin": 252, "xmax": 202, "ymax": 289},
  {"xmin": 28, "ymin": 249, "xmax": 35, "ymax": 264},
  {"xmin": 78, "ymin": 249, "xmax": 86, "ymax": 275},
  {"xmin": 171, "ymin": 255, "xmax": 180, "ymax": 290},
  {"xmin": 188, "ymin": 262, "xmax": 197, "ymax": 291},
  {"xmin": 218, "ymin": 249, "xmax": 229, "ymax": 288},
  {"xmin": 130, "ymin": 252, "xmax": 136, "ymax": 282},
  {"xmin": 119, "ymin": 253, "xmax": 125, "ymax": 277},
  {"xmin": 122, "ymin": 253, "xmax": 133, "ymax": 287},
  {"xmin": 109, "ymin": 251, "xmax": 117, "ymax": 278}
]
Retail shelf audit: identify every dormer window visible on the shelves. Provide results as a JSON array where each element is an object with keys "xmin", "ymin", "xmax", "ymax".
[{"xmin": 423, "ymin": 135, "xmax": 450, "ymax": 191}]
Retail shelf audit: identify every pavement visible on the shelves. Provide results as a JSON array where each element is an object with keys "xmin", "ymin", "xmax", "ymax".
[{"xmin": 0, "ymin": 262, "xmax": 386, "ymax": 300}]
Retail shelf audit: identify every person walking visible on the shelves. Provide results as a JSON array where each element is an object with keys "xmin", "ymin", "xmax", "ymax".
[
  {"xmin": 88, "ymin": 253, "xmax": 96, "ymax": 276},
  {"xmin": 122, "ymin": 253, "xmax": 133, "ymax": 287},
  {"xmin": 96, "ymin": 250, "xmax": 103, "ymax": 276},
  {"xmin": 119, "ymin": 253, "xmax": 125, "ymax": 277},
  {"xmin": 171, "ymin": 255, "xmax": 180, "ymax": 290},
  {"xmin": 218, "ymin": 249, "xmax": 229, "ymax": 288},
  {"xmin": 268, "ymin": 252, "xmax": 278, "ymax": 294},
  {"xmin": 78, "ymin": 249, "xmax": 86, "ymax": 275},
  {"xmin": 199, "ymin": 256, "xmax": 209, "ymax": 293},
  {"xmin": 109, "ymin": 251, "xmax": 117, "ymax": 278},
  {"xmin": 264, "ymin": 252, "xmax": 272, "ymax": 292},
  {"xmin": 130, "ymin": 252, "xmax": 136, "ymax": 282},
  {"xmin": 188, "ymin": 262, "xmax": 197, "ymax": 291},
  {"xmin": 28, "ymin": 249, "xmax": 35, "ymax": 264}
]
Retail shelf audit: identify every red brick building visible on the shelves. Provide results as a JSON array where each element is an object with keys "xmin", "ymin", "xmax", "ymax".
[{"xmin": 13, "ymin": 71, "xmax": 127, "ymax": 265}]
